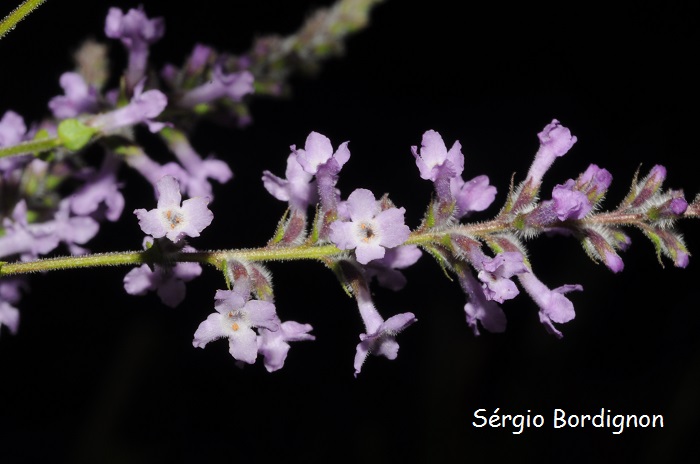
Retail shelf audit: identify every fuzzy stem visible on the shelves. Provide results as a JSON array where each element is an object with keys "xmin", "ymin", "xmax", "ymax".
[
  {"xmin": 0, "ymin": 137, "xmax": 62, "ymax": 159},
  {"xmin": 0, "ymin": 0, "xmax": 48, "ymax": 39}
]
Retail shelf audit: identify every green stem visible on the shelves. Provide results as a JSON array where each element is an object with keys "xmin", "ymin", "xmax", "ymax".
[
  {"xmin": 0, "ymin": 244, "xmax": 345, "ymax": 277},
  {"xmin": 0, "ymin": 137, "xmax": 62, "ymax": 159},
  {"xmin": 0, "ymin": 0, "xmax": 48, "ymax": 39}
]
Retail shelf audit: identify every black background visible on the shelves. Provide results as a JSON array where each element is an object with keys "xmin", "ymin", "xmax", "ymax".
[{"xmin": 1, "ymin": 1, "xmax": 699, "ymax": 462}]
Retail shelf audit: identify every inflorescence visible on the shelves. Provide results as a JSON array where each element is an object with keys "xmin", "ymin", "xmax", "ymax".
[{"xmin": 0, "ymin": 2, "xmax": 697, "ymax": 376}]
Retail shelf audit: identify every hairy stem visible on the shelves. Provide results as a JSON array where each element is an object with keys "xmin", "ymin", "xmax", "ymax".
[{"xmin": 0, "ymin": 0, "xmax": 48, "ymax": 39}]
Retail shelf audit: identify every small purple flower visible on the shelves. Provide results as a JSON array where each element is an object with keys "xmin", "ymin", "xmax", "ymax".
[
  {"xmin": 257, "ymin": 317, "xmax": 315, "ymax": 372},
  {"xmin": 70, "ymin": 154, "xmax": 125, "ymax": 222},
  {"xmin": 0, "ymin": 110, "xmax": 27, "ymax": 146},
  {"xmin": 0, "ymin": 110, "xmax": 28, "ymax": 172},
  {"xmin": 178, "ymin": 66, "xmax": 254, "ymax": 108},
  {"xmin": 451, "ymin": 175, "xmax": 497, "ymax": 218},
  {"xmin": 193, "ymin": 282, "xmax": 279, "ymax": 365},
  {"xmin": 105, "ymin": 7, "xmax": 165, "ymax": 91},
  {"xmin": 0, "ymin": 200, "xmax": 59, "ymax": 261},
  {"xmin": 459, "ymin": 271, "xmax": 506, "ymax": 335},
  {"xmin": 167, "ymin": 132, "xmax": 233, "ymax": 198},
  {"xmin": 364, "ymin": 245, "xmax": 422, "ymax": 291},
  {"xmin": 48, "ymin": 72, "xmax": 99, "ymax": 119},
  {"xmin": 0, "ymin": 279, "xmax": 25, "ymax": 336},
  {"xmin": 476, "ymin": 252, "xmax": 528, "ymax": 303},
  {"xmin": 518, "ymin": 272, "xmax": 582, "ymax": 338},
  {"xmin": 262, "ymin": 154, "xmax": 318, "ymax": 210},
  {"xmin": 552, "ymin": 180, "xmax": 592, "ymax": 221},
  {"xmin": 412, "ymin": 130, "xmax": 464, "ymax": 200},
  {"xmin": 90, "ymin": 80, "xmax": 167, "ymax": 133},
  {"xmin": 123, "ymin": 238, "xmax": 202, "ymax": 308},
  {"xmin": 28, "ymin": 200, "xmax": 100, "ymax": 256},
  {"xmin": 293, "ymin": 131, "xmax": 350, "ymax": 176},
  {"xmin": 577, "ymin": 164, "xmax": 612, "ymax": 202},
  {"xmin": 411, "ymin": 129, "xmax": 464, "ymax": 182},
  {"xmin": 134, "ymin": 175, "xmax": 214, "ymax": 243},
  {"xmin": 329, "ymin": 188, "xmax": 410, "ymax": 264},
  {"xmin": 526, "ymin": 119, "xmax": 577, "ymax": 185}
]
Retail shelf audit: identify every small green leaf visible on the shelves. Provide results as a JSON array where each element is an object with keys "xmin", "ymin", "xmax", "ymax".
[{"xmin": 57, "ymin": 119, "xmax": 97, "ymax": 151}]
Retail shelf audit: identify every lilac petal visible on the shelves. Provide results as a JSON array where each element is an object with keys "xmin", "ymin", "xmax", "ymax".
[
  {"xmin": 346, "ymin": 188, "xmax": 380, "ymax": 221},
  {"xmin": 374, "ymin": 338, "xmax": 400, "ymax": 360},
  {"xmin": 156, "ymin": 277, "xmax": 186, "ymax": 308},
  {"xmin": 446, "ymin": 140, "xmax": 464, "ymax": 177},
  {"xmin": 354, "ymin": 340, "xmax": 371, "ymax": 375},
  {"xmin": 453, "ymin": 175, "xmax": 497, "ymax": 216},
  {"xmin": 244, "ymin": 300, "xmax": 279, "ymax": 331},
  {"xmin": 193, "ymin": 313, "xmax": 226, "ymax": 348},
  {"xmin": 262, "ymin": 171, "xmax": 291, "ymax": 202},
  {"xmin": 228, "ymin": 328, "xmax": 259, "ymax": 364},
  {"xmin": 414, "ymin": 130, "xmax": 448, "ymax": 179},
  {"xmin": 0, "ymin": 110, "xmax": 26, "ymax": 147},
  {"xmin": 123, "ymin": 265, "xmax": 154, "ymax": 295},
  {"xmin": 375, "ymin": 207, "xmax": 410, "ymax": 248},
  {"xmin": 329, "ymin": 220, "xmax": 359, "ymax": 250},
  {"xmin": 155, "ymin": 175, "xmax": 182, "ymax": 208},
  {"xmin": 173, "ymin": 261, "xmax": 202, "ymax": 282},
  {"xmin": 461, "ymin": 271, "xmax": 507, "ymax": 335},
  {"xmin": 295, "ymin": 132, "xmax": 333, "ymax": 174},
  {"xmin": 333, "ymin": 141, "xmax": 351, "ymax": 168},
  {"xmin": 355, "ymin": 242, "xmax": 386, "ymax": 264},
  {"xmin": 379, "ymin": 312, "xmax": 417, "ymax": 335},
  {"xmin": 134, "ymin": 208, "xmax": 167, "ymax": 239},
  {"xmin": 179, "ymin": 197, "xmax": 214, "ymax": 237},
  {"xmin": 0, "ymin": 302, "xmax": 20, "ymax": 335},
  {"xmin": 258, "ymin": 331, "xmax": 292, "ymax": 372}
]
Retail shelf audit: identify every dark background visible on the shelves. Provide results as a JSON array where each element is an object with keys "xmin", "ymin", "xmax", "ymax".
[{"xmin": 1, "ymin": 1, "xmax": 699, "ymax": 462}]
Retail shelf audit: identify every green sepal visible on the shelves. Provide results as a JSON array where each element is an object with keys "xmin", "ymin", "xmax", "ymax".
[
  {"xmin": 220, "ymin": 260, "xmax": 233, "ymax": 290},
  {"xmin": 421, "ymin": 244, "xmax": 454, "ymax": 281},
  {"xmin": 326, "ymin": 259, "xmax": 353, "ymax": 298},
  {"xmin": 57, "ymin": 119, "xmax": 97, "ymax": 151},
  {"xmin": 269, "ymin": 208, "xmax": 291, "ymax": 245}
]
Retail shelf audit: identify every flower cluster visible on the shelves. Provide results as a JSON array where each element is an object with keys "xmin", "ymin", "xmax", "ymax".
[{"xmin": 0, "ymin": 2, "xmax": 696, "ymax": 378}]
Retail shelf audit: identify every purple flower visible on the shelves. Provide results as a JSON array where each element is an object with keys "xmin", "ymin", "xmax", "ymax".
[
  {"xmin": 329, "ymin": 188, "xmax": 410, "ymax": 264},
  {"xmin": 577, "ymin": 164, "xmax": 612, "ymax": 202},
  {"xmin": 178, "ymin": 66, "xmax": 254, "ymax": 108},
  {"xmin": 476, "ymin": 252, "xmax": 528, "ymax": 303},
  {"xmin": 167, "ymin": 131, "xmax": 233, "ymax": 198},
  {"xmin": 90, "ymin": 80, "xmax": 167, "ymax": 133},
  {"xmin": 526, "ymin": 119, "xmax": 577, "ymax": 185},
  {"xmin": 28, "ymin": 200, "xmax": 100, "ymax": 256},
  {"xmin": 364, "ymin": 245, "xmax": 422, "ymax": 291},
  {"xmin": 123, "ymin": 238, "xmax": 202, "ymax": 308},
  {"xmin": 0, "ymin": 200, "xmax": 59, "ymax": 261},
  {"xmin": 193, "ymin": 283, "xmax": 279, "ymax": 365},
  {"xmin": 0, "ymin": 110, "xmax": 27, "ymax": 146},
  {"xmin": 412, "ymin": 130, "xmax": 464, "ymax": 200},
  {"xmin": 0, "ymin": 110, "xmax": 28, "ymax": 172},
  {"xmin": 0, "ymin": 279, "xmax": 25, "ymax": 336},
  {"xmin": 48, "ymin": 72, "xmax": 99, "ymax": 119},
  {"xmin": 257, "ymin": 317, "xmax": 315, "ymax": 372},
  {"xmin": 105, "ymin": 7, "xmax": 165, "ymax": 91},
  {"xmin": 134, "ymin": 175, "xmax": 214, "ymax": 243},
  {"xmin": 411, "ymin": 129, "xmax": 464, "ymax": 182},
  {"xmin": 451, "ymin": 175, "xmax": 497, "ymax": 218},
  {"xmin": 293, "ymin": 131, "xmax": 350, "ymax": 176},
  {"xmin": 262, "ymin": 154, "xmax": 318, "ymax": 210},
  {"xmin": 70, "ymin": 154, "xmax": 125, "ymax": 222},
  {"xmin": 459, "ymin": 271, "xmax": 506, "ymax": 335},
  {"xmin": 518, "ymin": 272, "xmax": 582, "ymax": 338},
  {"xmin": 552, "ymin": 180, "xmax": 592, "ymax": 220}
]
